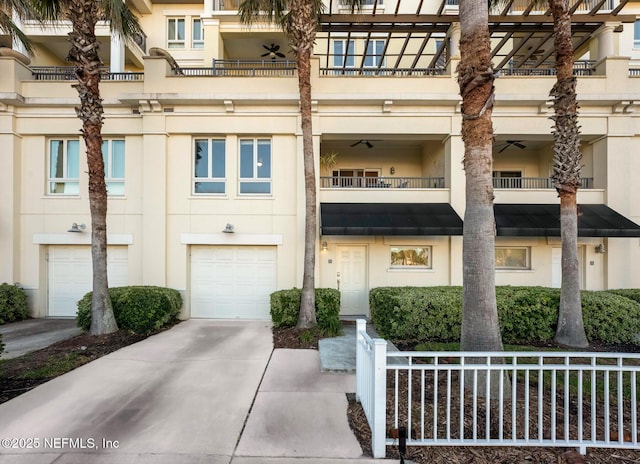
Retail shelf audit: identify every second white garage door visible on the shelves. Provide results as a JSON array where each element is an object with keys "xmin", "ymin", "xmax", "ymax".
[{"xmin": 190, "ymin": 246, "xmax": 277, "ymax": 319}]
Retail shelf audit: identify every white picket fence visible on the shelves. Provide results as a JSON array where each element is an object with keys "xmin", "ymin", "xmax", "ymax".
[{"xmin": 355, "ymin": 319, "xmax": 640, "ymax": 458}]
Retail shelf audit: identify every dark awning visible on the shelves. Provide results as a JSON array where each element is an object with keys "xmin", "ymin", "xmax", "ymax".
[
  {"xmin": 494, "ymin": 204, "xmax": 640, "ymax": 237},
  {"xmin": 320, "ymin": 203, "xmax": 463, "ymax": 236}
]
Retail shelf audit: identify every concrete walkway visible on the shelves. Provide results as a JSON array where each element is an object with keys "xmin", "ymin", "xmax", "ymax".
[
  {"xmin": 0, "ymin": 320, "xmax": 396, "ymax": 463},
  {"xmin": 0, "ymin": 319, "xmax": 82, "ymax": 360}
]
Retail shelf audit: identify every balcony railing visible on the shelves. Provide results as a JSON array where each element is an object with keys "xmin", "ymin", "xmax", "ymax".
[
  {"xmin": 177, "ymin": 60, "xmax": 296, "ymax": 77},
  {"xmin": 630, "ymin": 68, "xmax": 640, "ymax": 77},
  {"xmin": 321, "ymin": 176, "xmax": 445, "ymax": 189},
  {"xmin": 493, "ymin": 177, "xmax": 594, "ymax": 189},
  {"xmin": 320, "ymin": 67, "xmax": 446, "ymax": 76},
  {"xmin": 498, "ymin": 60, "xmax": 596, "ymax": 77},
  {"xmin": 31, "ymin": 66, "xmax": 144, "ymax": 81}
]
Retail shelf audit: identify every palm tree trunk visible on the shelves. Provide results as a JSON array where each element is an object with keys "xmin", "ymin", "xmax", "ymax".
[
  {"xmin": 291, "ymin": 0, "xmax": 316, "ymax": 329},
  {"xmin": 458, "ymin": 0, "xmax": 503, "ymax": 354},
  {"xmin": 68, "ymin": 0, "xmax": 118, "ymax": 335},
  {"xmin": 549, "ymin": 0, "xmax": 588, "ymax": 348}
]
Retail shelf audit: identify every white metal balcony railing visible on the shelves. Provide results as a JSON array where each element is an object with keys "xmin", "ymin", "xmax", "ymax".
[
  {"xmin": 320, "ymin": 176, "xmax": 445, "ymax": 189},
  {"xmin": 630, "ymin": 69, "xmax": 640, "ymax": 77},
  {"xmin": 31, "ymin": 66, "xmax": 144, "ymax": 81},
  {"xmin": 319, "ymin": 67, "xmax": 447, "ymax": 76},
  {"xmin": 493, "ymin": 177, "xmax": 594, "ymax": 189},
  {"xmin": 498, "ymin": 60, "xmax": 596, "ymax": 77},
  {"xmin": 355, "ymin": 320, "xmax": 640, "ymax": 459}
]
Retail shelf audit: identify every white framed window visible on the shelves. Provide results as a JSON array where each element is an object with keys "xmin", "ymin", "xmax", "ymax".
[
  {"xmin": 167, "ymin": 17, "xmax": 185, "ymax": 49},
  {"xmin": 48, "ymin": 139, "xmax": 79, "ymax": 195},
  {"xmin": 102, "ymin": 140, "xmax": 125, "ymax": 196},
  {"xmin": 333, "ymin": 39, "xmax": 355, "ymax": 68},
  {"xmin": 364, "ymin": 40, "xmax": 385, "ymax": 68},
  {"xmin": 194, "ymin": 139, "xmax": 226, "ymax": 194},
  {"xmin": 239, "ymin": 139, "xmax": 271, "ymax": 195},
  {"xmin": 495, "ymin": 247, "xmax": 530, "ymax": 270},
  {"xmin": 192, "ymin": 18, "xmax": 204, "ymax": 49},
  {"xmin": 390, "ymin": 246, "xmax": 432, "ymax": 269},
  {"xmin": 634, "ymin": 20, "xmax": 640, "ymax": 48}
]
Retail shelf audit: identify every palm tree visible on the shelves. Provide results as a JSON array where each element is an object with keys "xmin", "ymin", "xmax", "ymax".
[
  {"xmin": 34, "ymin": 0, "xmax": 143, "ymax": 335},
  {"xmin": 239, "ymin": 0, "xmax": 330, "ymax": 329},
  {"xmin": 458, "ymin": 0, "xmax": 503, "ymax": 353},
  {"xmin": 547, "ymin": 0, "xmax": 588, "ymax": 348},
  {"xmin": 0, "ymin": 0, "xmax": 37, "ymax": 53}
]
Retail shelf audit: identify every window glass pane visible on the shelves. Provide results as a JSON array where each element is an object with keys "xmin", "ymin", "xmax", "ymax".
[
  {"xmin": 102, "ymin": 141, "xmax": 109, "ymax": 176},
  {"xmin": 112, "ymin": 141, "xmax": 125, "ymax": 178},
  {"xmin": 66, "ymin": 140, "xmax": 79, "ymax": 179},
  {"xmin": 346, "ymin": 40, "xmax": 354, "ymax": 67},
  {"xmin": 195, "ymin": 182, "xmax": 225, "ymax": 194},
  {"xmin": 106, "ymin": 181, "xmax": 125, "ymax": 196},
  {"xmin": 390, "ymin": 247, "xmax": 431, "ymax": 267},
  {"xmin": 177, "ymin": 19, "xmax": 185, "ymax": 40},
  {"xmin": 240, "ymin": 140, "xmax": 254, "ymax": 178},
  {"xmin": 193, "ymin": 19, "xmax": 201, "ymax": 38},
  {"xmin": 635, "ymin": 20, "xmax": 640, "ymax": 46},
  {"xmin": 495, "ymin": 248, "xmax": 528, "ymax": 269},
  {"xmin": 333, "ymin": 41, "xmax": 343, "ymax": 67},
  {"xmin": 50, "ymin": 140, "xmax": 63, "ymax": 178},
  {"xmin": 194, "ymin": 139, "xmax": 209, "ymax": 178},
  {"xmin": 257, "ymin": 140, "xmax": 271, "ymax": 178},
  {"xmin": 211, "ymin": 140, "xmax": 225, "ymax": 178},
  {"xmin": 240, "ymin": 182, "xmax": 270, "ymax": 194}
]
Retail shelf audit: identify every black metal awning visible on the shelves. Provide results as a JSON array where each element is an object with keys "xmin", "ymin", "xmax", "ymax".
[
  {"xmin": 494, "ymin": 204, "xmax": 640, "ymax": 237},
  {"xmin": 320, "ymin": 203, "xmax": 463, "ymax": 235}
]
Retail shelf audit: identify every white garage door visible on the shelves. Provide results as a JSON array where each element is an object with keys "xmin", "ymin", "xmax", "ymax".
[
  {"xmin": 190, "ymin": 246, "xmax": 277, "ymax": 319},
  {"xmin": 48, "ymin": 246, "xmax": 129, "ymax": 317}
]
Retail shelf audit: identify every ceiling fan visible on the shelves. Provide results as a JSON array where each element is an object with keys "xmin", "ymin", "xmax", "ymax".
[
  {"xmin": 350, "ymin": 139, "xmax": 380, "ymax": 148},
  {"xmin": 496, "ymin": 140, "xmax": 526, "ymax": 153},
  {"xmin": 261, "ymin": 43, "xmax": 285, "ymax": 60}
]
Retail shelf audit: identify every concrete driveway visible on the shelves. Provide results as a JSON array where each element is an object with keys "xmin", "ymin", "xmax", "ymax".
[
  {"xmin": 0, "ymin": 319, "xmax": 82, "ymax": 360},
  {"xmin": 0, "ymin": 320, "xmax": 273, "ymax": 464}
]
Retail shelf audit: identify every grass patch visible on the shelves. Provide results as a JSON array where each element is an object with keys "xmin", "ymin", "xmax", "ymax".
[{"xmin": 18, "ymin": 352, "xmax": 89, "ymax": 380}]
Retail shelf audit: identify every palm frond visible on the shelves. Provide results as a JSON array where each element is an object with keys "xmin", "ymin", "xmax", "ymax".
[
  {"xmin": 0, "ymin": 11, "xmax": 34, "ymax": 53},
  {"xmin": 102, "ymin": 0, "xmax": 144, "ymax": 41},
  {"xmin": 239, "ymin": 0, "xmax": 290, "ymax": 27}
]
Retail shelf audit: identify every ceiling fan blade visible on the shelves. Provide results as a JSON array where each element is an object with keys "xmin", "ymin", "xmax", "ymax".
[
  {"xmin": 350, "ymin": 141, "xmax": 361, "ymax": 147},
  {"xmin": 276, "ymin": 52, "xmax": 285, "ymax": 58},
  {"xmin": 262, "ymin": 44, "xmax": 271, "ymax": 51},
  {"xmin": 498, "ymin": 144, "xmax": 509, "ymax": 153},
  {"xmin": 272, "ymin": 44, "xmax": 280, "ymax": 51},
  {"xmin": 514, "ymin": 142, "xmax": 526, "ymax": 149},
  {"xmin": 365, "ymin": 141, "xmax": 373, "ymax": 148},
  {"xmin": 261, "ymin": 52, "xmax": 270, "ymax": 57}
]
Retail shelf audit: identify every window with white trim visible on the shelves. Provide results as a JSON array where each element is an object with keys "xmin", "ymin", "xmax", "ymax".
[
  {"xmin": 495, "ymin": 247, "xmax": 530, "ymax": 270},
  {"xmin": 48, "ymin": 139, "xmax": 79, "ymax": 195},
  {"xmin": 167, "ymin": 17, "xmax": 185, "ymax": 49},
  {"xmin": 194, "ymin": 139, "xmax": 226, "ymax": 194},
  {"xmin": 192, "ymin": 18, "xmax": 204, "ymax": 49},
  {"xmin": 102, "ymin": 140, "xmax": 125, "ymax": 196},
  {"xmin": 364, "ymin": 40, "xmax": 385, "ymax": 68},
  {"xmin": 390, "ymin": 246, "xmax": 432, "ymax": 269},
  {"xmin": 333, "ymin": 39, "xmax": 355, "ymax": 68},
  {"xmin": 239, "ymin": 139, "xmax": 271, "ymax": 195},
  {"xmin": 635, "ymin": 20, "xmax": 640, "ymax": 48}
]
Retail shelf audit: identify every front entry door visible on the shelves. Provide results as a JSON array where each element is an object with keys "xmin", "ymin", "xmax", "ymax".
[
  {"xmin": 551, "ymin": 246, "xmax": 585, "ymax": 289},
  {"xmin": 337, "ymin": 245, "xmax": 368, "ymax": 315}
]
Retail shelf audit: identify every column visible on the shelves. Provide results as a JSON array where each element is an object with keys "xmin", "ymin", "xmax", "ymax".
[
  {"xmin": 596, "ymin": 23, "xmax": 616, "ymax": 60},
  {"xmin": 449, "ymin": 22, "xmax": 461, "ymax": 59},
  {"xmin": 445, "ymin": 133, "xmax": 465, "ymax": 286},
  {"xmin": 0, "ymin": 111, "xmax": 20, "ymax": 284},
  {"xmin": 110, "ymin": 34, "xmax": 125, "ymax": 73}
]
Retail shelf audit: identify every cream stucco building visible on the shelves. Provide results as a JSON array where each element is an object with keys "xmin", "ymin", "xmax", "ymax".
[{"xmin": 1, "ymin": 0, "xmax": 640, "ymax": 320}]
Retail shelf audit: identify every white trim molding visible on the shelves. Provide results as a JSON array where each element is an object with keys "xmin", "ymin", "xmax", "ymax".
[
  {"xmin": 180, "ymin": 233, "xmax": 283, "ymax": 246},
  {"xmin": 33, "ymin": 234, "xmax": 134, "ymax": 245}
]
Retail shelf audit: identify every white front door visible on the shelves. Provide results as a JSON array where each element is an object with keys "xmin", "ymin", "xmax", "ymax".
[
  {"xmin": 190, "ymin": 246, "xmax": 277, "ymax": 319},
  {"xmin": 48, "ymin": 246, "xmax": 129, "ymax": 317},
  {"xmin": 337, "ymin": 245, "xmax": 368, "ymax": 316},
  {"xmin": 551, "ymin": 246, "xmax": 585, "ymax": 289}
]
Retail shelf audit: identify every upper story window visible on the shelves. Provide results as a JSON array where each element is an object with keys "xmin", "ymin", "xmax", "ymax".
[
  {"xmin": 390, "ymin": 246, "xmax": 432, "ymax": 269},
  {"xmin": 495, "ymin": 247, "xmax": 530, "ymax": 270},
  {"xmin": 634, "ymin": 20, "xmax": 640, "ymax": 48},
  {"xmin": 194, "ymin": 139, "xmax": 226, "ymax": 194},
  {"xmin": 239, "ymin": 139, "xmax": 271, "ymax": 195},
  {"xmin": 333, "ymin": 40, "xmax": 355, "ymax": 68},
  {"xmin": 364, "ymin": 40, "xmax": 385, "ymax": 68},
  {"xmin": 167, "ymin": 17, "xmax": 185, "ymax": 49},
  {"xmin": 192, "ymin": 18, "xmax": 204, "ymax": 49},
  {"xmin": 48, "ymin": 139, "xmax": 79, "ymax": 195},
  {"xmin": 102, "ymin": 140, "xmax": 125, "ymax": 196}
]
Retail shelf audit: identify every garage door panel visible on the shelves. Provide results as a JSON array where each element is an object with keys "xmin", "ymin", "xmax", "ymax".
[
  {"xmin": 48, "ymin": 246, "xmax": 129, "ymax": 317},
  {"xmin": 190, "ymin": 246, "xmax": 276, "ymax": 319}
]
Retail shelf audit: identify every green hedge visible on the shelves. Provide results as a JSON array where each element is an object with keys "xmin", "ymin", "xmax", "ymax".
[
  {"xmin": 605, "ymin": 289, "xmax": 640, "ymax": 305},
  {"xmin": 270, "ymin": 288, "xmax": 341, "ymax": 337},
  {"xmin": 77, "ymin": 286, "xmax": 182, "ymax": 335},
  {"xmin": 0, "ymin": 283, "xmax": 29, "ymax": 325},
  {"xmin": 370, "ymin": 286, "xmax": 640, "ymax": 346},
  {"xmin": 0, "ymin": 333, "xmax": 4, "ymax": 355}
]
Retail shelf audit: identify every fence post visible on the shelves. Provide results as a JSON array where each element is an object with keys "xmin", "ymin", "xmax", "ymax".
[
  {"xmin": 372, "ymin": 338, "xmax": 388, "ymax": 458},
  {"xmin": 355, "ymin": 319, "xmax": 366, "ymax": 403}
]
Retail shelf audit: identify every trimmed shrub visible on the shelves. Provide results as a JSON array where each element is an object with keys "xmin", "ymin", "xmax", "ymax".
[
  {"xmin": 270, "ymin": 288, "xmax": 341, "ymax": 337},
  {"xmin": 370, "ymin": 286, "xmax": 640, "ymax": 346},
  {"xmin": 0, "ymin": 333, "xmax": 3, "ymax": 355},
  {"xmin": 77, "ymin": 286, "xmax": 182, "ymax": 335},
  {"xmin": 0, "ymin": 283, "xmax": 29, "ymax": 325},
  {"xmin": 606, "ymin": 289, "xmax": 640, "ymax": 305}
]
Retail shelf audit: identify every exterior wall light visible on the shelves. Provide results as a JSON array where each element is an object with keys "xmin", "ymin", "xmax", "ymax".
[
  {"xmin": 222, "ymin": 223, "xmax": 235, "ymax": 233},
  {"xmin": 321, "ymin": 241, "xmax": 328, "ymax": 251},
  {"xmin": 595, "ymin": 244, "xmax": 606, "ymax": 254},
  {"xmin": 68, "ymin": 223, "xmax": 86, "ymax": 233}
]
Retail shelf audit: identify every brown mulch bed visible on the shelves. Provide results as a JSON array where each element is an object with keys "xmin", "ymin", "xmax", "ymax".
[{"xmin": 272, "ymin": 326, "xmax": 324, "ymax": 350}]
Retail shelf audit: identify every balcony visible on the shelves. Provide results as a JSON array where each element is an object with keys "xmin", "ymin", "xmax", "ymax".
[
  {"xmin": 493, "ymin": 177, "xmax": 594, "ymax": 189},
  {"xmin": 320, "ymin": 176, "xmax": 445, "ymax": 189},
  {"xmin": 178, "ymin": 60, "xmax": 297, "ymax": 77},
  {"xmin": 497, "ymin": 60, "xmax": 596, "ymax": 77},
  {"xmin": 319, "ymin": 67, "xmax": 447, "ymax": 76},
  {"xmin": 31, "ymin": 66, "xmax": 144, "ymax": 81}
]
